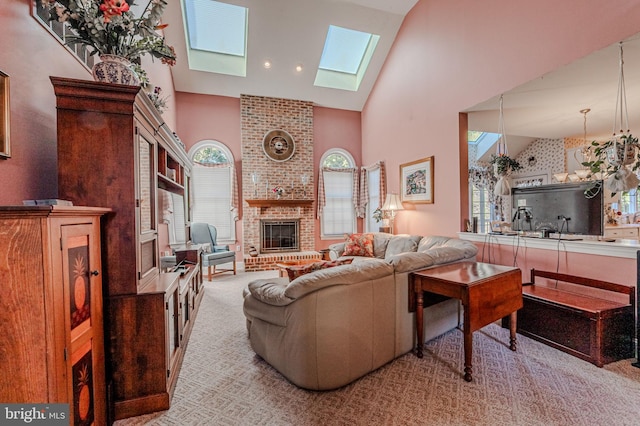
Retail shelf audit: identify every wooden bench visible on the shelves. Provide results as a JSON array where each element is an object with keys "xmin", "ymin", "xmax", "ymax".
[{"xmin": 503, "ymin": 269, "xmax": 635, "ymax": 367}]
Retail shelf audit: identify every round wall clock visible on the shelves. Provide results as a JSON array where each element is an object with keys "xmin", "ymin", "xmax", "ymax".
[{"xmin": 262, "ymin": 129, "xmax": 295, "ymax": 162}]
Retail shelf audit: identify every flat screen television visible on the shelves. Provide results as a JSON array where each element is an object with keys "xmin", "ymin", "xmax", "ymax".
[{"xmin": 511, "ymin": 181, "xmax": 604, "ymax": 236}]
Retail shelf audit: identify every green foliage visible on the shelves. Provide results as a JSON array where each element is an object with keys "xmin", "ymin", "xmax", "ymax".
[
  {"xmin": 323, "ymin": 153, "xmax": 350, "ymax": 168},
  {"xmin": 193, "ymin": 147, "xmax": 229, "ymax": 164},
  {"xmin": 582, "ymin": 134, "xmax": 640, "ymax": 175},
  {"xmin": 372, "ymin": 208, "xmax": 385, "ymax": 222},
  {"xmin": 489, "ymin": 154, "xmax": 522, "ymax": 175}
]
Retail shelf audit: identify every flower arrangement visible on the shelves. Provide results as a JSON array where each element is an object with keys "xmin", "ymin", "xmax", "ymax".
[
  {"xmin": 146, "ymin": 85, "xmax": 168, "ymax": 114},
  {"xmin": 489, "ymin": 154, "xmax": 522, "ymax": 176},
  {"xmin": 272, "ymin": 186, "xmax": 285, "ymax": 197},
  {"xmin": 41, "ymin": 0, "xmax": 176, "ymax": 65}
]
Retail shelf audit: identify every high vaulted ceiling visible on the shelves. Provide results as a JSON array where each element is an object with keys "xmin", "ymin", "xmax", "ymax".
[
  {"xmin": 162, "ymin": 0, "xmax": 419, "ymax": 111},
  {"xmin": 467, "ymin": 33, "xmax": 640, "ymax": 161},
  {"xmin": 161, "ymin": 1, "xmax": 640, "ymax": 155}
]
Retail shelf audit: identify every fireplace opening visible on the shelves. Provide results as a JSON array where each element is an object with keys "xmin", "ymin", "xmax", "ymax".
[{"xmin": 260, "ymin": 219, "xmax": 300, "ymax": 253}]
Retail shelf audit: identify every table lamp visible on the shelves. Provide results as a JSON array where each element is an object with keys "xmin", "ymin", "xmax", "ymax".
[{"xmin": 382, "ymin": 193, "xmax": 404, "ymax": 234}]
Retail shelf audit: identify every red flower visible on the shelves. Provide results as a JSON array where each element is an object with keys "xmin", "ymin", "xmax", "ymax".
[{"xmin": 100, "ymin": 0, "xmax": 130, "ymax": 23}]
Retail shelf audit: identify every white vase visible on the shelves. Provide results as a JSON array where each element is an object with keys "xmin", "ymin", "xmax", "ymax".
[{"xmin": 92, "ymin": 54, "xmax": 140, "ymax": 86}]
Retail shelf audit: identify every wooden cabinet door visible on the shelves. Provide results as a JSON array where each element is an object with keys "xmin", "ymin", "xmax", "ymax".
[
  {"xmin": 136, "ymin": 126, "xmax": 159, "ymax": 287},
  {"xmin": 57, "ymin": 222, "xmax": 106, "ymax": 426},
  {"xmin": 165, "ymin": 288, "xmax": 180, "ymax": 386}
]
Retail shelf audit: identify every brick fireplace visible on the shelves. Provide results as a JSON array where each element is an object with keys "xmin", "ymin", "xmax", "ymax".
[
  {"xmin": 261, "ymin": 219, "xmax": 300, "ymax": 253},
  {"xmin": 241, "ymin": 95, "xmax": 319, "ymax": 271}
]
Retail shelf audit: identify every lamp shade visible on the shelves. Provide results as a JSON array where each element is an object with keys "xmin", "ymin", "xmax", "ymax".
[{"xmin": 382, "ymin": 193, "xmax": 404, "ymax": 211}]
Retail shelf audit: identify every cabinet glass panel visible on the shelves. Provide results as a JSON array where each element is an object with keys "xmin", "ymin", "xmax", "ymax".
[{"xmin": 138, "ymin": 135, "xmax": 156, "ymax": 233}]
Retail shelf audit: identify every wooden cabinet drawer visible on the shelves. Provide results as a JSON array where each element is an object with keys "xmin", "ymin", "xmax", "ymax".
[{"xmin": 604, "ymin": 227, "xmax": 638, "ymax": 238}]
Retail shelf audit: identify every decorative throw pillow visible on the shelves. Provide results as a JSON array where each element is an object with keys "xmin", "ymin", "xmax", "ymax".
[
  {"xmin": 342, "ymin": 233, "xmax": 375, "ymax": 257},
  {"xmin": 286, "ymin": 258, "xmax": 353, "ymax": 282}
]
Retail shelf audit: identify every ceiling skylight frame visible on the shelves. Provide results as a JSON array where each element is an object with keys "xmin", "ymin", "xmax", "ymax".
[
  {"xmin": 314, "ymin": 25, "xmax": 380, "ymax": 92},
  {"xmin": 182, "ymin": 0, "xmax": 249, "ymax": 77}
]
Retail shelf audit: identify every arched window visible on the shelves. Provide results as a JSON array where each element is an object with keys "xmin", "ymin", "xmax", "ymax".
[
  {"xmin": 189, "ymin": 140, "xmax": 238, "ymax": 242},
  {"xmin": 318, "ymin": 148, "xmax": 358, "ymax": 238}
]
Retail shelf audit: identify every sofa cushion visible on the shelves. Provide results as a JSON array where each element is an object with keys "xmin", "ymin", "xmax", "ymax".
[
  {"xmin": 386, "ymin": 252, "xmax": 437, "ymax": 273},
  {"xmin": 286, "ymin": 258, "xmax": 353, "ymax": 281},
  {"xmin": 373, "ymin": 232, "xmax": 393, "ymax": 258},
  {"xmin": 285, "ymin": 259, "xmax": 392, "ymax": 300},
  {"xmin": 386, "ymin": 245, "xmax": 478, "ymax": 273},
  {"xmin": 247, "ymin": 278, "xmax": 295, "ymax": 306},
  {"xmin": 418, "ymin": 236, "xmax": 478, "ymax": 259},
  {"xmin": 343, "ymin": 233, "xmax": 375, "ymax": 257},
  {"xmin": 384, "ymin": 234, "xmax": 422, "ymax": 258}
]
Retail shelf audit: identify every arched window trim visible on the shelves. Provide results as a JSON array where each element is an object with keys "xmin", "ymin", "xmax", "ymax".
[
  {"xmin": 318, "ymin": 148, "xmax": 358, "ymax": 239},
  {"xmin": 320, "ymin": 148, "xmax": 356, "ymax": 168},
  {"xmin": 189, "ymin": 139, "xmax": 234, "ymax": 164}
]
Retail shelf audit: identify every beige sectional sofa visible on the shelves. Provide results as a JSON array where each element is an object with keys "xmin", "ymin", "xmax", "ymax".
[{"xmin": 242, "ymin": 233, "xmax": 478, "ymax": 390}]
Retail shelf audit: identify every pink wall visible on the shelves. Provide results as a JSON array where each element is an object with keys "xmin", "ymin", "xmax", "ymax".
[
  {"xmin": 0, "ymin": 1, "xmax": 90, "ymax": 204},
  {"xmin": 175, "ymin": 92, "xmax": 242, "ymax": 256},
  {"xmin": 175, "ymin": 93, "xmax": 242, "ymax": 159},
  {"xmin": 313, "ymin": 106, "xmax": 362, "ymax": 249},
  {"xmin": 363, "ymin": 0, "xmax": 640, "ymax": 238},
  {"xmin": 472, "ymin": 241, "xmax": 635, "ymax": 288},
  {"xmin": 0, "ymin": 0, "xmax": 176, "ymax": 205},
  {"xmin": 175, "ymin": 94, "xmax": 362, "ymax": 253}
]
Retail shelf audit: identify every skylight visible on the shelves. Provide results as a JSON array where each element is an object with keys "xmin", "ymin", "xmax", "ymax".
[
  {"xmin": 470, "ymin": 132, "xmax": 502, "ymax": 159},
  {"xmin": 467, "ymin": 131, "xmax": 485, "ymax": 143},
  {"xmin": 182, "ymin": 0, "xmax": 248, "ymax": 77},
  {"xmin": 319, "ymin": 26, "xmax": 371, "ymax": 74},
  {"xmin": 315, "ymin": 25, "xmax": 380, "ymax": 92}
]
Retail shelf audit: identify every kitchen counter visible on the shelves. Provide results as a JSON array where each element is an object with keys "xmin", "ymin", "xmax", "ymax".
[{"xmin": 459, "ymin": 232, "xmax": 640, "ymax": 259}]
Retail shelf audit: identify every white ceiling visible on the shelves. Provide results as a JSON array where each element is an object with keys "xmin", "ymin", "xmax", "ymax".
[
  {"xmin": 161, "ymin": 1, "xmax": 640, "ymax": 159},
  {"xmin": 467, "ymin": 33, "xmax": 640, "ymax": 161},
  {"xmin": 161, "ymin": 0, "xmax": 419, "ymax": 111}
]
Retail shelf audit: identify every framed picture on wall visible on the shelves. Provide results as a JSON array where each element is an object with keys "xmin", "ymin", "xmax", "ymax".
[
  {"xmin": 400, "ymin": 156, "xmax": 434, "ymax": 204},
  {"xmin": 511, "ymin": 172, "xmax": 549, "ymax": 188},
  {"xmin": 0, "ymin": 70, "xmax": 10, "ymax": 159}
]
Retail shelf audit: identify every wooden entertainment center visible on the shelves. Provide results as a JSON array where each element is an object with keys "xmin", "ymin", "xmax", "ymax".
[{"xmin": 51, "ymin": 77, "xmax": 201, "ymax": 420}]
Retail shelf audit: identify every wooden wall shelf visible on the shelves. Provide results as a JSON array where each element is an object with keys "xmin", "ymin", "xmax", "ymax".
[
  {"xmin": 158, "ymin": 173, "xmax": 185, "ymax": 195},
  {"xmin": 246, "ymin": 199, "xmax": 314, "ymax": 208}
]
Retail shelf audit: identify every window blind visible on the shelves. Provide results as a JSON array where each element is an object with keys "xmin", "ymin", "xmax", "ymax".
[
  {"xmin": 192, "ymin": 165, "xmax": 234, "ymax": 241},
  {"xmin": 321, "ymin": 170, "xmax": 356, "ymax": 237}
]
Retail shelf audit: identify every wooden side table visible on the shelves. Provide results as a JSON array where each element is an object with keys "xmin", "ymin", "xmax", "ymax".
[
  {"xmin": 275, "ymin": 259, "xmax": 321, "ymax": 277},
  {"xmin": 411, "ymin": 261, "xmax": 523, "ymax": 381}
]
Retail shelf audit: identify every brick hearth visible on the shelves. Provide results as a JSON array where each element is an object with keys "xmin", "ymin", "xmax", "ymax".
[{"xmin": 244, "ymin": 251, "xmax": 322, "ymax": 272}]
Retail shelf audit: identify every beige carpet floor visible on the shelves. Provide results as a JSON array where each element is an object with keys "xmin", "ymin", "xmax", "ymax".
[{"xmin": 115, "ymin": 270, "xmax": 640, "ymax": 426}]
